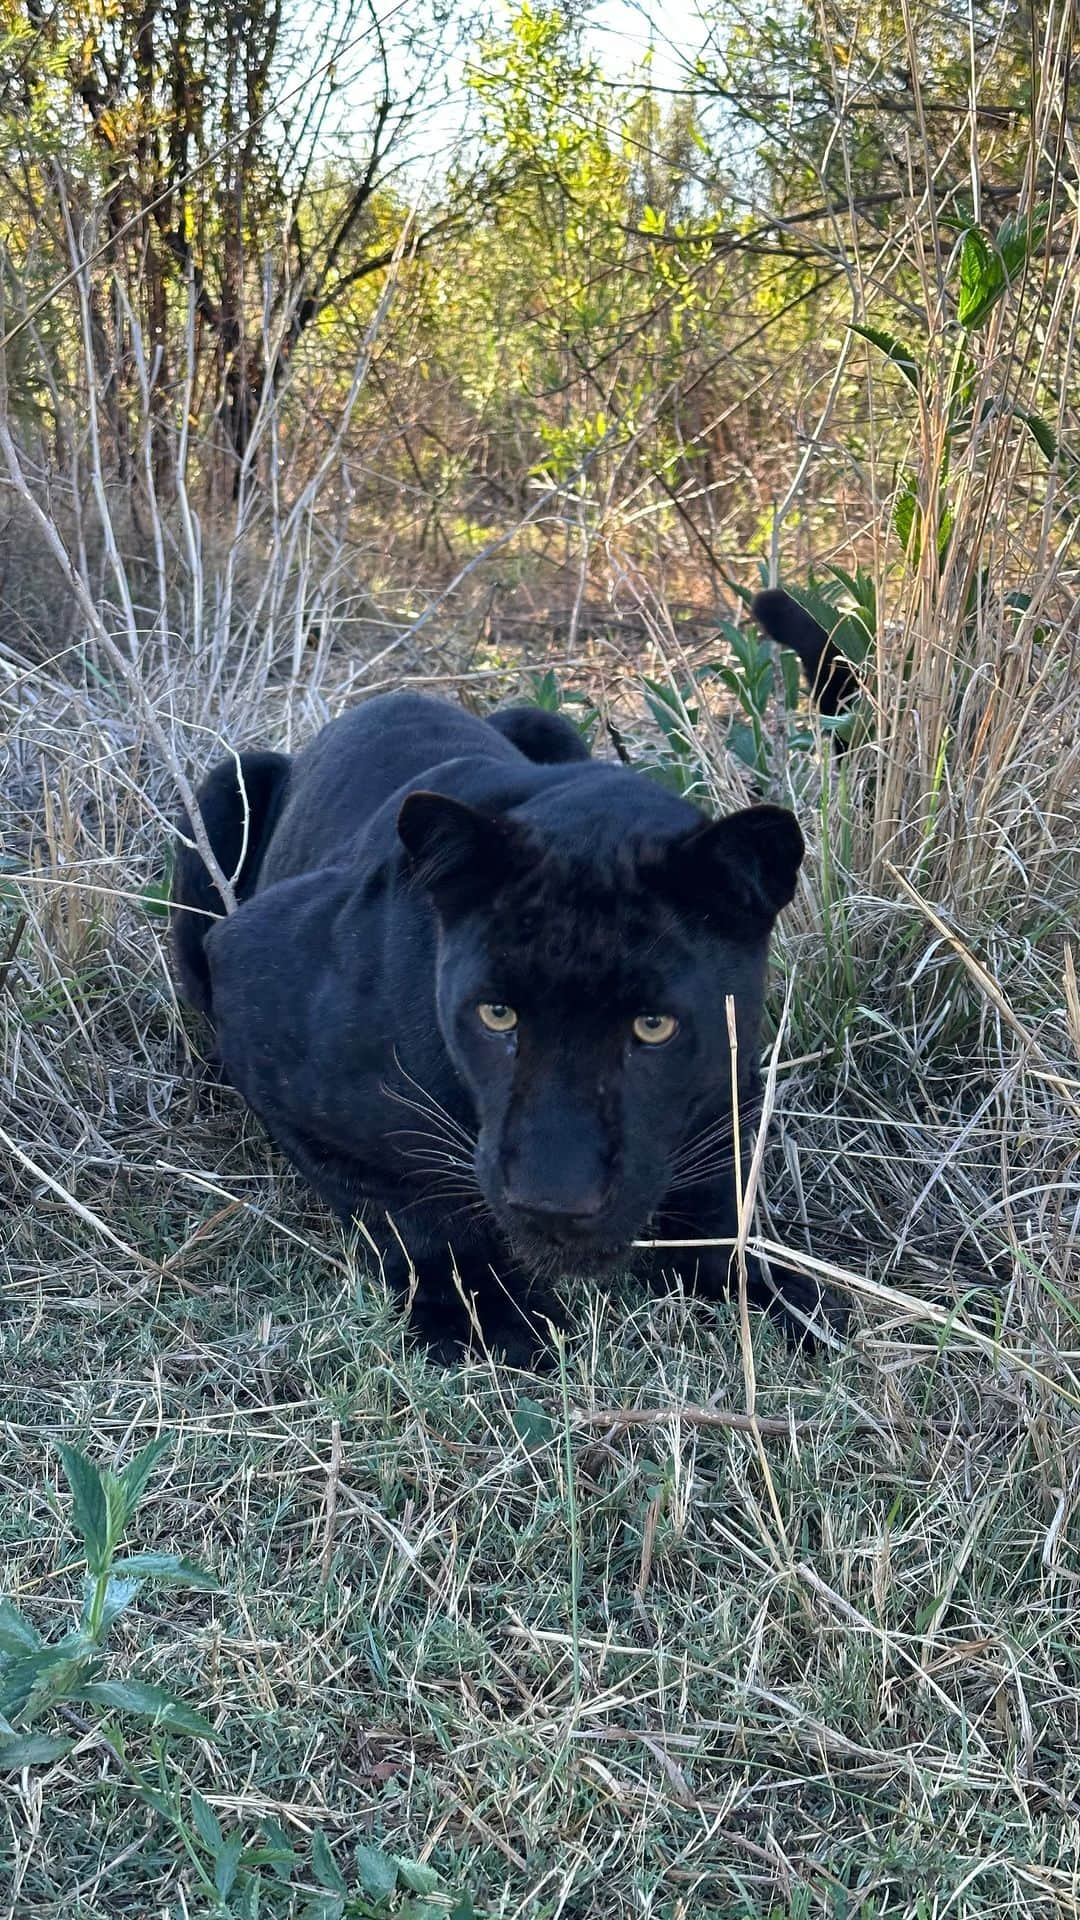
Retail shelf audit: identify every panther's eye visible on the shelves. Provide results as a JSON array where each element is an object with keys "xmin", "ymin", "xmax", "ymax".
[
  {"xmin": 633, "ymin": 1013, "xmax": 678, "ymax": 1045},
  {"xmin": 477, "ymin": 1001, "xmax": 518, "ymax": 1033}
]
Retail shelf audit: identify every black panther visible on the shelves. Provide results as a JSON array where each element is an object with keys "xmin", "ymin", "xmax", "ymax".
[{"xmin": 172, "ymin": 692, "xmax": 821, "ymax": 1357}]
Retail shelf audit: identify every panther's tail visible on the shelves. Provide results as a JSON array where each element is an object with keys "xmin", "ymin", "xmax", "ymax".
[
  {"xmin": 171, "ymin": 750, "xmax": 292, "ymax": 1018},
  {"xmin": 750, "ymin": 588, "xmax": 859, "ymax": 721},
  {"xmin": 488, "ymin": 704, "xmax": 592, "ymax": 765}
]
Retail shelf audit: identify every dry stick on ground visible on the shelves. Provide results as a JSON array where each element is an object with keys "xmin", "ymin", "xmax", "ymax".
[
  {"xmin": 0, "ymin": 1117, "xmax": 152, "ymax": 1272},
  {"xmin": 573, "ymin": 1404, "xmax": 801, "ymax": 1437},
  {"xmin": 725, "ymin": 991, "xmax": 794, "ymax": 1559},
  {"xmin": 1064, "ymin": 944, "xmax": 1080, "ymax": 1058},
  {"xmin": 318, "ymin": 1418, "xmax": 344, "ymax": 1588}
]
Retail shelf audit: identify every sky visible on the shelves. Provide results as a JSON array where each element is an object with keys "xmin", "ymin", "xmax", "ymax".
[
  {"xmin": 304, "ymin": 0, "xmax": 716, "ymax": 180},
  {"xmin": 583, "ymin": 0, "xmax": 710, "ymax": 89}
]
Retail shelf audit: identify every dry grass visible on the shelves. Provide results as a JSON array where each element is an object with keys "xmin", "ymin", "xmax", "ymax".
[
  {"xmin": 3, "ymin": 523, "xmax": 1078, "ymax": 1914},
  {"xmin": 3, "ymin": 27, "xmax": 1080, "ymax": 1917}
]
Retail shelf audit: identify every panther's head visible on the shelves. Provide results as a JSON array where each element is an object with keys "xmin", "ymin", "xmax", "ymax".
[{"xmin": 397, "ymin": 781, "xmax": 803, "ymax": 1272}]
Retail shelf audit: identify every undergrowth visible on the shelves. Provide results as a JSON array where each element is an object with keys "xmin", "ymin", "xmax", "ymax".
[{"xmin": 2, "ymin": 15, "xmax": 1080, "ymax": 1915}]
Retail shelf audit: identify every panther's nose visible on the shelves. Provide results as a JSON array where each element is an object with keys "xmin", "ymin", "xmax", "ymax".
[{"xmin": 504, "ymin": 1186, "xmax": 607, "ymax": 1235}]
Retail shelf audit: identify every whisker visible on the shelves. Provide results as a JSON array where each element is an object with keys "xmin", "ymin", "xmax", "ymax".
[
  {"xmin": 668, "ymin": 1101, "xmax": 763, "ymax": 1178},
  {"xmin": 669, "ymin": 1127, "xmax": 734, "ymax": 1167},
  {"xmin": 666, "ymin": 1163, "xmax": 739, "ymax": 1195},
  {"xmin": 408, "ymin": 1168, "xmax": 481, "ymax": 1196},
  {"xmin": 396, "ymin": 1140, "xmax": 475, "ymax": 1172},
  {"xmin": 388, "ymin": 1120, "xmax": 470, "ymax": 1146},
  {"xmin": 385, "ymin": 1051, "xmax": 477, "ymax": 1149},
  {"xmin": 383, "ymin": 1092, "xmax": 474, "ymax": 1151},
  {"xmin": 668, "ymin": 1139, "xmax": 740, "ymax": 1172}
]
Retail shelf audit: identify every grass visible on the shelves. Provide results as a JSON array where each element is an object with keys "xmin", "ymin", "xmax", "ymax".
[
  {"xmin": 5, "ymin": 1204, "xmax": 1079, "ymax": 1918},
  {"xmin": 2, "ymin": 592, "xmax": 1079, "ymax": 1917}
]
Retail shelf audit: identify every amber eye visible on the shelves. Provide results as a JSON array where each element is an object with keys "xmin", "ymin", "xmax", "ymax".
[
  {"xmin": 477, "ymin": 1002, "xmax": 518, "ymax": 1033},
  {"xmin": 633, "ymin": 1013, "xmax": 678, "ymax": 1045}
]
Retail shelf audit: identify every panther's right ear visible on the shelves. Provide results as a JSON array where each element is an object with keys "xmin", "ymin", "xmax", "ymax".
[
  {"xmin": 645, "ymin": 803, "xmax": 804, "ymax": 935},
  {"xmin": 397, "ymin": 791, "xmax": 535, "ymax": 918}
]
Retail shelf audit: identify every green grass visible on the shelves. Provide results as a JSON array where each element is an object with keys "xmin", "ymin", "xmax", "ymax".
[{"xmin": 3, "ymin": 973, "xmax": 1079, "ymax": 1915}]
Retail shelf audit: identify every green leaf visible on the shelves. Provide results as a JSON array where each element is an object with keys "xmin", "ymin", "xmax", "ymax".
[
  {"xmin": 115, "ymin": 1436, "xmax": 172, "ymax": 1527},
  {"xmin": 830, "ymin": 614, "xmax": 874, "ymax": 668},
  {"xmin": 1013, "ymin": 407, "xmax": 1057, "ymax": 463},
  {"xmin": 0, "ymin": 1645, "xmax": 93, "ymax": 1721},
  {"xmin": 778, "ymin": 647, "xmax": 803, "ymax": 710},
  {"xmin": 215, "ymin": 1830, "xmax": 244, "ymax": 1900},
  {"xmin": 111, "ymin": 1554, "xmax": 217, "ymax": 1590},
  {"xmin": 956, "ymin": 227, "xmax": 1001, "ymax": 327},
  {"xmin": 259, "ymin": 1817, "xmax": 296, "ymax": 1880},
  {"xmin": 526, "ymin": 667, "xmax": 560, "ymax": 711},
  {"xmin": 893, "ymin": 473, "xmax": 920, "ymax": 557},
  {"xmin": 725, "ymin": 718, "xmax": 763, "ymax": 773},
  {"xmin": 133, "ymin": 1782, "xmax": 174, "ymax": 1820},
  {"xmin": 82, "ymin": 1574, "xmax": 142, "ymax": 1634},
  {"xmin": 138, "ymin": 879, "xmax": 172, "ymax": 918},
  {"xmin": 311, "ymin": 1828, "xmax": 347, "ymax": 1895},
  {"xmin": 850, "ymin": 321, "xmax": 921, "ymax": 391},
  {"xmin": 354, "ymin": 1842, "xmax": 400, "ymax": 1900},
  {"xmin": 237, "ymin": 1874, "xmax": 261, "ymax": 1920},
  {"xmin": 512, "ymin": 1397, "xmax": 555, "ymax": 1449},
  {"xmin": 0, "ymin": 1599, "xmax": 41, "ymax": 1656},
  {"xmin": 76, "ymin": 1679, "xmax": 218, "ymax": 1741},
  {"xmin": 57, "ymin": 1445, "xmax": 110, "ymax": 1575},
  {"xmin": 824, "ymin": 564, "xmax": 877, "ymax": 631},
  {"xmin": 190, "ymin": 1788, "xmax": 224, "ymax": 1855},
  {"xmin": 396, "ymin": 1857, "xmax": 441, "ymax": 1896},
  {"xmin": 644, "ymin": 677, "xmax": 697, "ymax": 727},
  {"xmin": 955, "ymin": 209, "xmax": 1048, "ymax": 329},
  {"xmin": 300, "ymin": 1898, "xmax": 343, "ymax": 1920},
  {"xmin": 0, "ymin": 1732, "xmax": 73, "ymax": 1769},
  {"xmin": 245, "ymin": 1843, "xmax": 297, "ymax": 1873},
  {"xmin": 998, "ymin": 203, "xmax": 1049, "ymax": 277}
]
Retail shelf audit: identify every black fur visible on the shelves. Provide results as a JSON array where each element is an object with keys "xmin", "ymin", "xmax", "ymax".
[
  {"xmin": 171, "ymin": 695, "xmax": 819, "ymax": 1359},
  {"xmin": 486, "ymin": 703, "xmax": 591, "ymax": 764},
  {"xmin": 172, "ymin": 750, "xmax": 291, "ymax": 1017},
  {"xmin": 751, "ymin": 588, "xmax": 859, "ymax": 723}
]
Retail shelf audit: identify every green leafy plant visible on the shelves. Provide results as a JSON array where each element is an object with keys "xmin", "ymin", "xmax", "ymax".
[
  {"xmin": 640, "ymin": 675, "xmax": 706, "ymax": 796},
  {"xmin": 143, "ymin": 1800, "xmax": 484, "ymax": 1919},
  {"xmin": 0, "ymin": 1438, "xmax": 217, "ymax": 1771},
  {"xmin": 3, "ymin": 1447, "xmax": 482, "ymax": 1913},
  {"xmin": 704, "ymin": 570, "xmax": 876, "ymax": 785},
  {"xmin": 852, "ymin": 202, "xmax": 1074, "ymax": 563},
  {"xmin": 525, "ymin": 667, "xmax": 600, "ymax": 751},
  {"xmin": 140, "ymin": 839, "xmax": 176, "ymax": 919}
]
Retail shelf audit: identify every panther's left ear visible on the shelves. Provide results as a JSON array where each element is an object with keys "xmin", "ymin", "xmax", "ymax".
[
  {"xmin": 647, "ymin": 804, "xmax": 804, "ymax": 932},
  {"xmin": 397, "ymin": 790, "xmax": 536, "ymax": 918}
]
